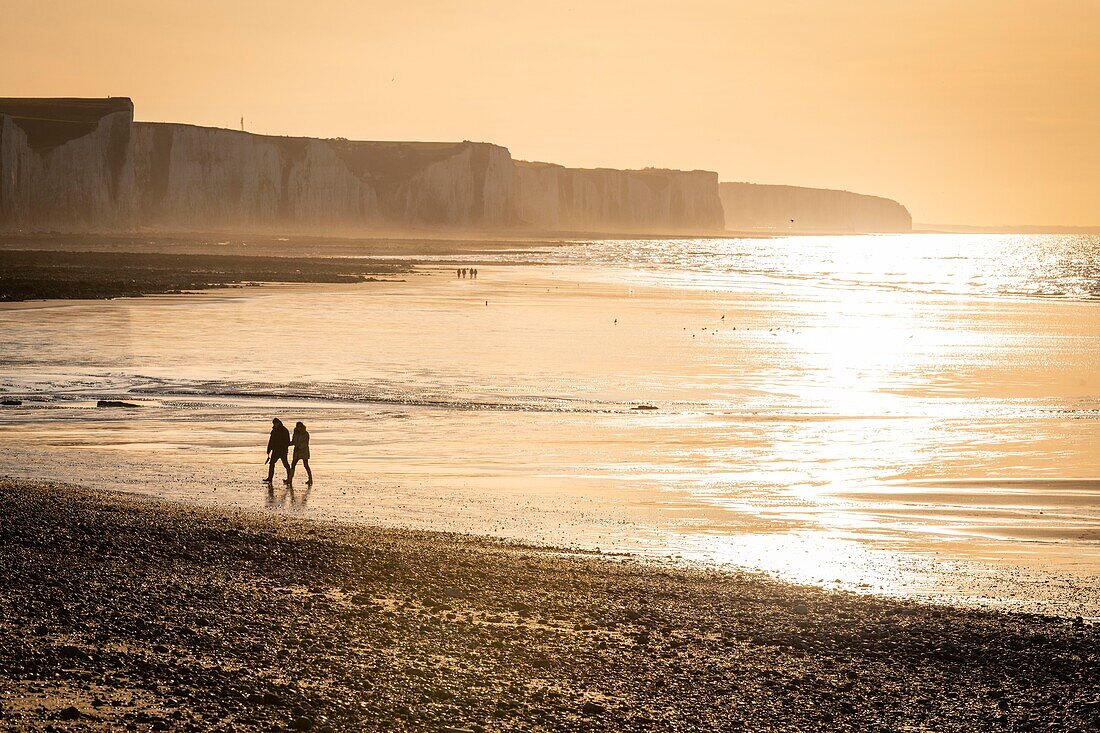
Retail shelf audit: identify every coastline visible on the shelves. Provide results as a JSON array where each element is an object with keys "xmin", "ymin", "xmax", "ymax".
[
  {"xmin": 2, "ymin": 246, "xmax": 1099, "ymax": 620},
  {"xmin": 1, "ymin": 479, "xmax": 1096, "ymax": 732}
]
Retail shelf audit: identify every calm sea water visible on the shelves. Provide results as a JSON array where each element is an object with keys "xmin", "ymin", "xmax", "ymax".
[
  {"xmin": 2, "ymin": 233, "xmax": 1098, "ymax": 614},
  {"xmin": 435, "ymin": 232, "xmax": 1100, "ymax": 300}
]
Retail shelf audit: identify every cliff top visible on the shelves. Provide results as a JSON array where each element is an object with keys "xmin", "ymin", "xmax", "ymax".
[
  {"xmin": 133, "ymin": 121, "xmax": 504, "ymax": 152},
  {"xmin": 0, "ymin": 97, "xmax": 133, "ymax": 151},
  {"xmin": 0, "ymin": 97, "xmax": 133, "ymax": 123},
  {"xmin": 721, "ymin": 181, "xmax": 905, "ymax": 206},
  {"xmin": 518, "ymin": 159, "xmax": 717, "ymax": 177}
]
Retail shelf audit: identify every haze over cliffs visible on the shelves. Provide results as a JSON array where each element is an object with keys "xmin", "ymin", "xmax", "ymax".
[
  {"xmin": 2, "ymin": 98, "xmax": 911, "ymax": 235},
  {"xmin": 720, "ymin": 182, "xmax": 912, "ymax": 233}
]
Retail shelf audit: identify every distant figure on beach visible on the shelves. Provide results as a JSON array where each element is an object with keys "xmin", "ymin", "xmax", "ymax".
[
  {"xmin": 472, "ymin": 268, "xmax": 478, "ymax": 278},
  {"xmin": 264, "ymin": 418, "xmax": 291, "ymax": 483},
  {"xmin": 289, "ymin": 421, "xmax": 313, "ymax": 484},
  {"xmin": 456, "ymin": 268, "xmax": 461, "ymax": 278}
]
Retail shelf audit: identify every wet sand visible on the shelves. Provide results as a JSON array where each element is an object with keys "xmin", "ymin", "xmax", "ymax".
[
  {"xmin": 0, "ymin": 479, "xmax": 1096, "ymax": 732},
  {"xmin": 4, "ymin": 246, "xmax": 1100, "ymax": 614},
  {"xmin": 3, "ymin": 259, "xmax": 1099, "ymax": 615}
]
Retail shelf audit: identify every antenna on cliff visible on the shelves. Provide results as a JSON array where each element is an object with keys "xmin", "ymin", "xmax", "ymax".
[{"xmin": 241, "ymin": 117, "xmax": 245, "ymax": 132}]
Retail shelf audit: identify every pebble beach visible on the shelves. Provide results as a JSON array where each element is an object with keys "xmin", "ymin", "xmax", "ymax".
[{"xmin": 1, "ymin": 480, "xmax": 1096, "ymax": 732}]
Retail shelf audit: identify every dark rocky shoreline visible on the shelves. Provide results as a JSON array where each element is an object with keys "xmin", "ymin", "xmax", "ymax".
[
  {"xmin": 0, "ymin": 249, "xmax": 408, "ymax": 301},
  {"xmin": 0, "ymin": 480, "xmax": 1096, "ymax": 732}
]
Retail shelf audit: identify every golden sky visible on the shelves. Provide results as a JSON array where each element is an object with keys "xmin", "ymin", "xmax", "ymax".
[{"xmin": 2, "ymin": 0, "xmax": 1098, "ymax": 226}]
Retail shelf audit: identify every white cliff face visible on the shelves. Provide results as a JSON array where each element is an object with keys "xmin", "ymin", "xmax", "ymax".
[
  {"xmin": 133, "ymin": 129, "xmax": 515, "ymax": 231},
  {"xmin": 1, "ymin": 96, "xmax": 731, "ymax": 235},
  {"xmin": 662, "ymin": 171, "xmax": 728, "ymax": 230},
  {"xmin": 283, "ymin": 141, "xmax": 378, "ymax": 224},
  {"xmin": 388, "ymin": 147, "xmax": 476, "ymax": 225},
  {"xmin": 479, "ymin": 145, "xmax": 516, "ymax": 227},
  {"xmin": 0, "ymin": 101, "xmax": 133, "ymax": 230},
  {"xmin": 720, "ymin": 182, "xmax": 912, "ymax": 233},
  {"xmin": 327, "ymin": 140, "xmax": 515, "ymax": 228},
  {"xmin": 132, "ymin": 124, "xmax": 377, "ymax": 229},
  {"xmin": 514, "ymin": 162, "xmax": 562, "ymax": 229},
  {"xmin": 515, "ymin": 162, "xmax": 724, "ymax": 233}
]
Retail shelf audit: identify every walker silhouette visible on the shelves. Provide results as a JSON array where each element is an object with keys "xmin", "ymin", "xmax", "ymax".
[
  {"xmin": 265, "ymin": 418, "xmax": 313, "ymax": 485},
  {"xmin": 263, "ymin": 418, "xmax": 290, "ymax": 483}
]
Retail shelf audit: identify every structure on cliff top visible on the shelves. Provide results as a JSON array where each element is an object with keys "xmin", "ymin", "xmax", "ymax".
[{"xmin": 1, "ymin": 97, "xmax": 911, "ymax": 235}]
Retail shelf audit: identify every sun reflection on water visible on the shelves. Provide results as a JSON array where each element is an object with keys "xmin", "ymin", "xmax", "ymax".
[{"xmin": 2, "ymin": 235, "xmax": 1098, "ymax": 614}]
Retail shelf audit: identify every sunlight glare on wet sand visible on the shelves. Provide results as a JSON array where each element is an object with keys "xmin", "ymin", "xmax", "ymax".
[{"xmin": 1, "ymin": 234, "xmax": 1098, "ymax": 614}]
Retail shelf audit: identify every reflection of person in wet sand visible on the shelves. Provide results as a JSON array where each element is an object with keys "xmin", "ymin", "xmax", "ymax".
[
  {"xmin": 289, "ymin": 421, "xmax": 313, "ymax": 485},
  {"xmin": 264, "ymin": 418, "xmax": 291, "ymax": 483},
  {"xmin": 266, "ymin": 482, "xmax": 312, "ymax": 510}
]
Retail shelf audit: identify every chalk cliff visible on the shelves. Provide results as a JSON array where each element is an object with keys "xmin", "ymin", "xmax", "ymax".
[
  {"xmin": 325, "ymin": 139, "xmax": 515, "ymax": 227},
  {"xmin": 515, "ymin": 162, "xmax": 724, "ymax": 233},
  {"xmin": 132, "ymin": 124, "xmax": 517, "ymax": 230},
  {"xmin": 5, "ymin": 96, "xmax": 805, "ymax": 235},
  {"xmin": 0, "ymin": 98, "xmax": 134, "ymax": 229},
  {"xmin": 3, "ymin": 97, "xmax": 923, "ymax": 237},
  {"xmin": 1, "ymin": 96, "xmax": 729, "ymax": 235},
  {"xmin": 132, "ymin": 124, "xmax": 363, "ymax": 228},
  {"xmin": 720, "ymin": 182, "xmax": 912, "ymax": 233}
]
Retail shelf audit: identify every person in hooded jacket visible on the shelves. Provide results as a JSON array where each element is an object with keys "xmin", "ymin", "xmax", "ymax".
[
  {"xmin": 289, "ymin": 421, "xmax": 313, "ymax": 485},
  {"xmin": 264, "ymin": 418, "xmax": 292, "ymax": 483}
]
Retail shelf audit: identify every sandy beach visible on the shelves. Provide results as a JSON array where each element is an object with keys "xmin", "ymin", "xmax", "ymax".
[
  {"xmin": 3, "ymin": 234, "xmax": 1099, "ymax": 617},
  {"xmin": 1, "ymin": 479, "xmax": 1096, "ymax": 732},
  {"xmin": 5, "ymin": 5, "xmax": 1100, "ymax": 731},
  {"xmin": 2, "ymin": 233, "xmax": 1099, "ymax": 620}
]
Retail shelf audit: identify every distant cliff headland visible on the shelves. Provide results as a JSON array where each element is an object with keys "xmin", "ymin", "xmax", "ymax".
[
  {"xmin": 720, "ymin": 183, "xmax": 912, "ymax": 233},
  {"xmin": 1, "ymin": 98, "xmax": 910, "ymax": 236}
]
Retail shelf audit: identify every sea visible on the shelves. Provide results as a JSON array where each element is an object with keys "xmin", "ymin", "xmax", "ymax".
[{"xmin": 2, "ymin": 233, "xmax": 1098, "ymax": 615}]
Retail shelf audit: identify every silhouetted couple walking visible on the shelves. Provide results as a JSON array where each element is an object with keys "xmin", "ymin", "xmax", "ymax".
[{"xmin": 265, "ymin": 418, "xmax": 312, "ymax": 485}]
